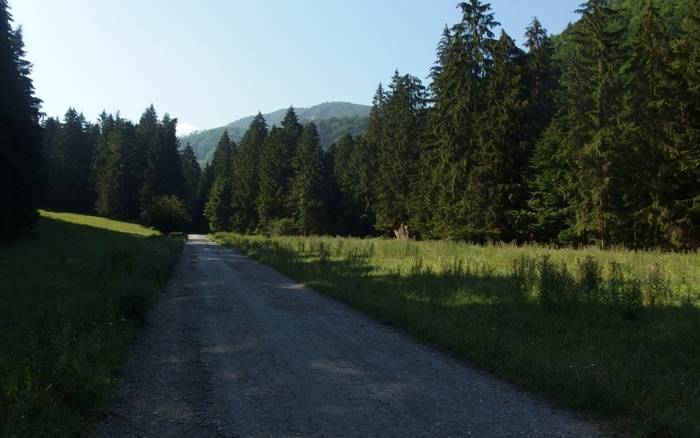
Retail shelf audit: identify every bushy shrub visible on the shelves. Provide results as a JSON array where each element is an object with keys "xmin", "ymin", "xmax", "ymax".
[
  {"xmin": 537, "ymin": 255, "xmax": 574, "ymax": 307},
  {"xmin": 268, "ymin": 218, "xmax": 297, "ymax": 236},
  {"xmin": 605, "ymin": 262, "xmax": 643, "ymax": 317},
  {"xmin": 141, "ymin": 195, "xmax": 191, "ymax": 233},
  {"xmin": 644, "ymin": 263, "xmax": 672, "ymax": 306},
  {"xmin": 577, "ymin": 255, "xmax": 602, "ymax": 301},
  {"xmin": 512, "ymin": 255, "xmax": 537, "ymax": 295}
]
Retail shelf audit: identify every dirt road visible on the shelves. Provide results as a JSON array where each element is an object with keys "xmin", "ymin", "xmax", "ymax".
[{"xmin": 98, "ymin": 235, "xmax": 603, "ymax": 437}]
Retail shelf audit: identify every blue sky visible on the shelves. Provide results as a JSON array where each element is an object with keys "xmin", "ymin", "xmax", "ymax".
[{"xmin": 11, "ymin": 0, "xmax": 581, "ymax": 134}]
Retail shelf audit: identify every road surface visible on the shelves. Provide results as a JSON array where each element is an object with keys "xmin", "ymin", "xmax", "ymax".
[{"xmin": 97, "ymin": 235, "xmax": 604, "ymax": 438}]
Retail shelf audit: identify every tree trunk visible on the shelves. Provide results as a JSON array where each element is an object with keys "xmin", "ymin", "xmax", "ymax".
[{"xmin": 394, "ymin": 223, "xmax": 410, "ymax": 240}]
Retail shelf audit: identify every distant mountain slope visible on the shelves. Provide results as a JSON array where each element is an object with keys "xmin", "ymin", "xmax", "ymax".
[{"xmin": 181, "ymin": 102, "xmax": 370, "ymax": 163}]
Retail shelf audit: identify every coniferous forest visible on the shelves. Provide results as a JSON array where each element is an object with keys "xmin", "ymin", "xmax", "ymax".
[{"xmin": 2, "ymin": 0, "xmax": 700, "ymax": 249}]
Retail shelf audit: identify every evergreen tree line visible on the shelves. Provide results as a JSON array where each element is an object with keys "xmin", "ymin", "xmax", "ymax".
[
  {"xmin": 219, "ymin": 0, "xmax": 697, "ymax": 249},
  {"xmin": 331, "ymin": 0, "xmax": 700, "ymax": 249},
  {"xmin": 4, "ymin": 0, "xmax": 699, "ymax": 249},
  {"xmin": 40, "ymin": 106, "xmax": 202, "ymax": 231}
]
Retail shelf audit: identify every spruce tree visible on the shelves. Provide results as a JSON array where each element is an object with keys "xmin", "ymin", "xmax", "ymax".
[
  {"xmin": 0, "ymin": 3, "xmax": 42, "ymax": 236},
  {"xmin": 526, "ymin": 120, "xmax": 574, "ymax": 243},
  {"xmin": 332, "ymin": 133, "xmax": 376, "ymax": 236},
  {"xmin": 231, "ymin": 113, "xmax": 267, "ymax": 232},
  {"xmin": 350, "ymin": 136, "xmax": 376, "ymax": 235},
  {"xmin": 136, "ymin": 105, "xmax": 161, "ymax": 208},
  {"xmin": 569, "ymin": 0, "xmax": 626, "ymax": 247},
  {"xmin": 45, "ymin": 108, "xmax": 94, "ymax": 212},
  {"xmin": 427, "ymin": 0, "xmax": 499, "ymax": 239},
  {"xmin": 465, "ymin": 31, "xmax": 528, "ymax": 242},
  {"xmin": 204, "ymin": 176, "xmax": 233, "ymax": 232},
  {"xmin": 281, "ymin": 106, "xmax": 303, "ymax": 150},
  {"xmin": 411, "ymin": 28, "xmax": 453, "ymax": 239},
  {"xmin": 257, "ymin": 126, "xmax": 287, "ymax": 229},
  {"xmin": 94, "ymin": 114, "xmax": 134, "ymax": 218},
  {"xmin": 180, "ymin": 143, "xmax": 201, "ymax": 216},
  {"xmin": 157, "ymin": 114, "xmax": 185, "ymax": 198},
  {"xmin": 531, "ymin": 0, "xmax": 625, "ymax": 247},
  {"xmin": 524, "ymin": 18, "xmax": 558, "ymax": 143},
  {"xmin": 331, "ymin": 134, "xmax": 359, "ymax": 233},
  {"xmin": 280, "ymin": 107, "xmax": 303, "ymax": 215},
  {"xmin": 373, "ymin": 71, "xmax": 427, "ymax": 238},
  {"xmin": 39, "ymin": 117, "xmax": 60, "ymax": 207},
  {"xmin": 619, "ymin": 0, "xmax": 677, "ymax": 246},
  {"xmin": 195, "ymin": 162, "xmax": 215, "ymax": 231},
  {"xmin": 669, "ymin": 0, "xmax": 700, "ymax": 247},
  {"xmin": 211, "ymin": 129, "xmax": 234, "ymax": 181},
  {"xmin": 290, "ymin": 123, "xmax": 326, "ymax": 234}
]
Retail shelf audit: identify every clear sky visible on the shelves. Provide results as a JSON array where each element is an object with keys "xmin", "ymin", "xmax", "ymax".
[{"xmin": 11, "ymin": 0, "xmax": 581, "ymax": 134}]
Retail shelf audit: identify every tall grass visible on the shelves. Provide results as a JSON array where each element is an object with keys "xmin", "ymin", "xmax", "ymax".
[
  {"xmin": 0, "ymin": 212, "xmax": 183, "ymax": 437},
  {"xmin": 214, "ymin": 233, "xmax": 700, "ymax": 437}
]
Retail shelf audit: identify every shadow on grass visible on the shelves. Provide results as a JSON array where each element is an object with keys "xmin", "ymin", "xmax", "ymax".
[
  {"xmin": 0, "ymin": 217, "xmax": 183, "ymax": 438},
  {"xmin": 221, "ymin": 236, "xmax": 700, "ymax": 438}
]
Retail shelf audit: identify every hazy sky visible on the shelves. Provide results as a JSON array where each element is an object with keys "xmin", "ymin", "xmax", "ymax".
[{"xmin": 11, "ymin": 0, "xmax": 581, "ymax": 134}]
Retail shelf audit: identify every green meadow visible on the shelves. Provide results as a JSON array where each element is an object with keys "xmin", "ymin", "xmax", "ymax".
[
  {"xmin": 0, "ymin": 211, "xmax": 183, "ymax": 437},
  {"xmin": 215, "ymin": 233, "xmax": 700, "ymax": 437}
]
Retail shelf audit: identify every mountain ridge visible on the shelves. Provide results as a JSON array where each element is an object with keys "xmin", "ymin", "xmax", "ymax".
[{"xmin": 181, "ymin": 101, "xmax": 370, "ymax": 162}]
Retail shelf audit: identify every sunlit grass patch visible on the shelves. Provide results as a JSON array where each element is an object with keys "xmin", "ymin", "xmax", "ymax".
[{"xmin": 39, "ymin": 210, "xmax": 159, "ymax": 236}]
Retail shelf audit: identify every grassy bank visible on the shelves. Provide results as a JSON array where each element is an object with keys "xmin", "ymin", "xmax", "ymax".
[
  {"xmin": 214, "ymin": 233, "xmax": 700, "ymax": 437},
  {"xmin": 0, "ymin": 211, "xmax": 183, "ymax": 437}
]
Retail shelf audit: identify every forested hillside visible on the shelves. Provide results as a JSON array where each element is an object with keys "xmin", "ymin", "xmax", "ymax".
[
  {"xmin": 181, "ymin": 102, "xmax": 370, "ymax": 162},
  {"xmin": 2, "ymin": 0, "xmax": 698, "ymax": 250}
]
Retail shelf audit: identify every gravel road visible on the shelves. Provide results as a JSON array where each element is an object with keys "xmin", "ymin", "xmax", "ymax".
[{"xmin": 97, "ymin": 235, "xmax": 605, "ymax": 438}]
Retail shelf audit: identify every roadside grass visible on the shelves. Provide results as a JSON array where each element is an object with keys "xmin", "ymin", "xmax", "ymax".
[
  {"xmin": 0, "ymin": 211, "xmax": 183, "ymax": 437},
  {"xmin": 214, "ymin": 233, "xmax": 700, "ymax": 438}
]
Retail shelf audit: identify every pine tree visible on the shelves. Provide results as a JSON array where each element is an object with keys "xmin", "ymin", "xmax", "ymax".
[
  {"xmin": 231, "ymin": 113, "xmax": 267, "ymax": 232},
  {"xmin": 0, "ymin": 3, "xmax": 42, "ymax": 236},
  {"xmin": 290, "ymin": 123, "xmax": 326, "ymax": 234}
]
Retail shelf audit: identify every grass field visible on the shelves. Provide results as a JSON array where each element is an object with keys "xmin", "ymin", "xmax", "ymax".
[
  {"xmin": 214, "ymin": 233, "xmax": 700, "ymax": 437},
  {"xmin": 0, "ymin": 211, "xmax": 183, "ymax": 437}
]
